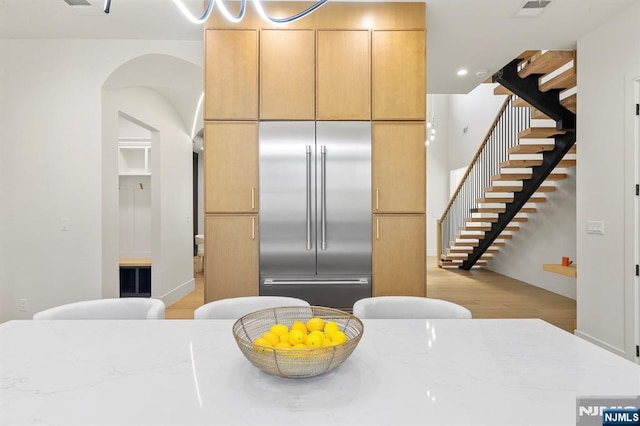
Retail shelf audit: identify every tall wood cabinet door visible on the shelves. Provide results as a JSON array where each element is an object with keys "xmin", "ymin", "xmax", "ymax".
[
  {"xmin": 260, "ymin": 29, "xmax": 315, "ymax": 120},
  {"xmin": 205, "ymin": 215, "xmax": 258, "ymax": 302},
  {"xmin": 204, "ymin": 122, "xmax": 258, "ymax": 213},
  {"xmin": 373, "ymin": 214, "xmax": 425, "ymax": 297},
  {"xmin": 372, "ymin": 30, "xmax": 426, "ymax": 120},
  {"xmin": 205, "ymin": 29, "xmax": 258, "ymax": 120},
  {"xmin": 373, "ymin": 122, "xmax": 426, "ymax": 213},
  {"xmin": 316, "ymin": 30, "xmax": 371, "ymax": 120}
]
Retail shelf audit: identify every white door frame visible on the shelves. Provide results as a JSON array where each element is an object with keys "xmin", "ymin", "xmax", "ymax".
[{"xmin": 629, "ymin": 74, "xmax": 640, "ymax": 364}]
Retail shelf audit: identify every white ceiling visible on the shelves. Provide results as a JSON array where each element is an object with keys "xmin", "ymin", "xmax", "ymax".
[{"xmin": 1, "ymin": 0, "xmax": 638, "ymax": 94}]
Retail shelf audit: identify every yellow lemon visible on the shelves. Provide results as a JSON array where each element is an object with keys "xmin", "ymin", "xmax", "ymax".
[
  {"xmin": 331, "ymin": 330, "xmax": 348, "ymax": 345},
  {"xmin": 306, "ymin": 317, "xmax": 325, "ymax": 332},
  {"xmin": 291, "ymin": 321, "xmax": 308, "ymax": 333},
  {"xmin": 306, "ymin": 333, "xmax": 324, "ymax": 348},
  {"xmin": 324, "ymin": 321, "xmax": 340, "ymax": 338},
  {"xmin": 323, "ymin": 338, "xmax": 332, "ymax": 347},
  {"xmin": 292, "ymin": 343, "xmax": 308, "ymax": 349},
  {"xmin": 262, "ymin": 332, "xmax": 280, "ymax": 346},
  {"xmin": 253, "ymin": 337, "xmax": 272, "ymax": 347},
  {"xmin": 288, "ymin": 329, "xmax": 305, "ymax": 345},
  {"xmin": 279, "ymin": 332, "xmax": 290, "ymax": 343},
  {"xmin": 309, "ymin": 330, "xmax": 325, "ymax": 338},
  {"xmin": 274, "ymin": 341, "xmax": 292, "ymax": 350},
  {"xmin": 270, "ymin": 323, "xmax": 289, "ymax": 337}
]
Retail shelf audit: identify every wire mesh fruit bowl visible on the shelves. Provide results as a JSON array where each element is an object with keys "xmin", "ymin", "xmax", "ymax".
[{"xmin": 232, "ymin": 306, "xmax": 364, "ymax": 378}]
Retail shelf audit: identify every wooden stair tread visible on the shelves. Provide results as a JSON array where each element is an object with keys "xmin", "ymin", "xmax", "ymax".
[
  {"xmin": 486, "ymin": 185, "xmax": 523, "ymax": 192},
  {"xmin": 477, "ymin": 197, "xmax": 513, "ymax": 203},
  {"xmin": 508, "ymin": 144, "xmax": 554, "ymax": 154},
  {"xmin": 468, "ymin": 217, "xmax": 498, "ymax": 223},
  {"xmin": 518, "ymin": 127, "xmax": 566, "ymax": 138},
  {"xmin": 545, "ymin": 173, "xmax": 568, "ymax": 181},
  {"xmin": 492, "ymin": 173, "xmax": 532, "ymax": 181},
  {"xmin": 519, "ymin": 50, "xmax": 575, "ymax": 78},
  {"xmin": 475, "ymin": 207, "xmax": 505, "ymax": 213},
  {"xmin": 500, "ymin": 159, "xmax": 543, "ymax": 168},
  {"xmin": 532, "ymin": 186, "xmax": 556, "ymax": 192},
  {"xmin": 531, "ymin": 108, "xmax": 551, "ymax": 120},
  {"xmin": 510, "ymin": 217, "xmax": 529, "ymax": 222},
  {"xmin": 568, "ymin": 145, "xmax": 577, "ymax": 154},
  {"xmin": 539, "ymin": 67, "xmax": 576, "ymax": 92},
  {"xmin": 561, "ymin": 93, "xmax": 577, "ymax": 113},
  {"xmin": 519, "ymin": 207, "xmax": 537, "ymax": 213}
]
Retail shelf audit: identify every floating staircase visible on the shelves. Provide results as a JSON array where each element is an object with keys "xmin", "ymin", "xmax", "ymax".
[{"xmin": 439, "ymin": 50, "xmax": 577, "ymax": 270}]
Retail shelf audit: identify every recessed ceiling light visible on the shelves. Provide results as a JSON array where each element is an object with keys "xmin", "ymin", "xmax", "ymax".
[{"xmin": 457, "ymin": 69, "xmax": 468, "ymax": 76}]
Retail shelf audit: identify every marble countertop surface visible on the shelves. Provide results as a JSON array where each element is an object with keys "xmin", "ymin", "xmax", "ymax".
[{"xmin": 1, "ymin": 318, "xmax": 639, "ymax": 425}]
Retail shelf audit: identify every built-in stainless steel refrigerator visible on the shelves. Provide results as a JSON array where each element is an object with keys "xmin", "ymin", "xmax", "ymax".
[{"xmin": 259, "ymin": 121, "xmax": 371, "ymax": 310}]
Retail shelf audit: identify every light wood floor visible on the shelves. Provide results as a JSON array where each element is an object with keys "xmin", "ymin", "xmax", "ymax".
[{"xmin": 166, "ymin": 257, "xmax": 576, "ymax": 332}]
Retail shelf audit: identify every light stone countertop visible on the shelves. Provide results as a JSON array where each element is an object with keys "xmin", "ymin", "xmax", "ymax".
[{"xmin": 1, "ymin": 318, "xmax": 639, "ymax": 425}]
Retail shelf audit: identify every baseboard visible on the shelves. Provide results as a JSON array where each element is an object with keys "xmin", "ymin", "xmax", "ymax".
[
  {"xmin": 159, "ymin": 278, "xmax": 195, "ymax": 307},
  {"xmin": 574, "ymin": 329, "xmax": 627, "ymax": 358}
]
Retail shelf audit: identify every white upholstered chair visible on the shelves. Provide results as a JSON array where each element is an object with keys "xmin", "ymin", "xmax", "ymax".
[
  {"xmin": 33, "ymin": 298, "xmax": 165, "ymax": 320},
  {"xmin": 352, "ymin": 296, "xmax": 472, "ymax": 319},
  {"xmin": 194, "ymin": 296, "xmax": 310, "ymax": 320}
]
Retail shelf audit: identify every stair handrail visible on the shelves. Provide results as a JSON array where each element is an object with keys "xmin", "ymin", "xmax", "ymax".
[{"xmin": 438, "ymin": 95, "xmax": 513, "ymax": 222}]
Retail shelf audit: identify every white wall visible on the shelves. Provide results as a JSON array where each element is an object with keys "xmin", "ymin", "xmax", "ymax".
[
  {"xmin": 0, "ymin": 39, "xmax": 202, "ymax": 322},
  {"xmin": 426, "ymin": 95, "xmax": 450, "ymax": 256},
  {"xmin": 447, "ymin": 84, "xmax": 508, "ymax": 170},
  {"xmin": 576, "ymin": 0, "xmax": 640, "ymax": 359}
]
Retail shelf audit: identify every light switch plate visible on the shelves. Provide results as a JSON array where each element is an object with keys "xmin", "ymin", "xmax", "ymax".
[{"xmin": 587, "ymin": 220, "xmax": 604, "ymax": 235}]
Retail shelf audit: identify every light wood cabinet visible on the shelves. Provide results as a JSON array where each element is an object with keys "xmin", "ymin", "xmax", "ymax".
[
  {"xmin": 373, "ymin": 122, "xmax": 426, "ymax": 213},
  {"xmin": 204, "ymin": 122, "xmax": 258, "ymax": 213},
  {"xmin": 260, "ymin": 29, "xmax": 315, "ymax": 120},
  {"xmin": 205, "ymin": 215, "xmax": 258, "ymax": 302},
  {"xmin": 205, "ymin": 29, "xmax": 258, "ymax": 120},
  {"xmin": 372, "ymin": 30, "xmax": 426, "ymax": 120},
  {"xmin": 316, "ymin": 30, "xmax": 371, "ymax": 120},
  {"xmin": 373, "ymin": 214, "xmax": 425, "ymax": 297}
]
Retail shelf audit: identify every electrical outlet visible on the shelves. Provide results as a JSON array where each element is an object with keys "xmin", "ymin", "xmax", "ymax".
[
  {"xmin": 19, "ymin": 298, "xmax": 28, "ymax": 312},
  {"xmin": 587, "ymin": 220, "xmax": 604, "ymax": 235},
  {"xmin": 61, "ymin": 218, "xmax": 70, "ymax": 231}
]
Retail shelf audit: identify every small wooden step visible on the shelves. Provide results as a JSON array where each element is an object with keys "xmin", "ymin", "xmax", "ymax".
[
  {"xmin": 486, "ymin": 185, "xmax": 523, "ymax": 192},
  {"xmin": 452, "ymin": 240, "xmax": 479, "ymax": 247},
  {"xmin": 533, "ymin": 186, "xmax": 557, "ymax": 192},
  {"xmin": 527, "ymin": 197, "xmax": 547, "ymax": 203},
  {"xmin": 539, "ymin": 67, "xmax": 576, "ymax": 92},
  {"xmin": 492, "ymin": 173, "xmax": 532, "ymax": 181},
  {"xmin": 456, "ymin": 234, "xmax": 484, "ymax": 240},
  {"xmin": 519, "ymin": 207, "xmax": 537, "ymax": 213},
  {"xmin": 448, "ymin": 247, "xmax": 473, "ymax": 254},
  {"xmin": 475, "ymin": 207, "xmax": 505, "ymax": 213},
  {"xmin": 485, "ymin": 248, "xmax": 500, "ymax": 254},
  {"xmin": 477, "ymin": 197, "xmax": 513, "ymax": 203},
  {"xmin": 463, "ymin": 225, "xmax": 491, "ymax": 232},
  {"xmin": 531, "ymin": 108, "xmax": 551, "ymax": 120},
  {"xmin": 544, "ymin": 173, "xmax": 568, "ymax": 181},
  {"xmin": 500, "ymin": 159, "xmax": 543, "ymax": 168},
  {"xmin": 569, "ymin": 145, "xmax": 577, "ymax": 154},
  {"xmin": 492, "ymin": 241, "xmax": 506, "ymax": 247},
  {"xmin": 494, "ymin": 85, "xmax": 513, "ymax": 96},
  {"xmin": 467, "ymin": 217, "xmax": 498, "ymax": 223},
  {"xmin": 519, "ymin": 50, "xmax": 575, "ymax": 78},
  {"xmin": 510, "ymin": 217, "xmax": 529, "ymax": 222},
  {"xmin": 561, "ymin": 93, "xmax": 577, "ymax": 113},
  {"xmin": 518, "ymin": 127, "xmax": 566, "ymax": 139},
  {"xmin": 498, "ymin": 234, "xmax": 513, "ymax": 240},
  {"xmin": 508, "ymin": 144, "xmax": 554, "ymax": 154}
]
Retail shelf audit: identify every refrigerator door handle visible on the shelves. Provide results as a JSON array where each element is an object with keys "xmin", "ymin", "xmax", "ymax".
[
  {"xmin": 306, "ymin": 145, "xmax": 312, "ymax": 250},
  {"xmin": 263, "ymin": 279, "xmax": 369, "ymax": 286},
  {"xmin": 320, "ymin": 145, "xmax": 327, "ymax": 250}
]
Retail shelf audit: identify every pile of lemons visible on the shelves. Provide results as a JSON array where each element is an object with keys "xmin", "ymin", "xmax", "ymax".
[{"xmin": 253, "ymin": 317, "xmax": 348, "ymax": 351}]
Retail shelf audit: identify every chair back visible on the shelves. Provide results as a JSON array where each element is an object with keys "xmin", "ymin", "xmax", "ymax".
[
  {"xmin": 352, "ymin": 296, "xmax": 472, "ymax": 319},
  {"xmin": 33, "ymin": 298, "xmax": 165, "ymax": 320},
  {"xmin": 194, "ymin": 296, "xmax": 310, "ymax": 320}
]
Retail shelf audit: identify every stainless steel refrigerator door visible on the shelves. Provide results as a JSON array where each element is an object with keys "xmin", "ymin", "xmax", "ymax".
[
  {"xmin": 316, "ymin": 122, "xmax": 372, "ymax": 275},
  {"xmin": 259, "ymin": 122, "xmax": 317, "ymax": 276}
]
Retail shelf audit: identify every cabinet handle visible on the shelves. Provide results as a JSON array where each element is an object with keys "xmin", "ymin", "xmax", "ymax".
[
  {"xmin": 376, "ymin": 217, "xmax": 380, "ymax": 240},
  {"xmin": 251, "ymin": 217, "xmax": 255, "ymax": 240},
  {"xmin": 376, "ymin": 188, "xmax": 379, "ymax": 211},
  {"xmin": 251, "ymin": 187, "xmax": 256, "ymax": 210}
]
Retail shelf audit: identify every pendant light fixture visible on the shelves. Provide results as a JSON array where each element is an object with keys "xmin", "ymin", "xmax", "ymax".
[{"xmin": 103, "ymin": 0, "xmax": 329, "ymax": 24}]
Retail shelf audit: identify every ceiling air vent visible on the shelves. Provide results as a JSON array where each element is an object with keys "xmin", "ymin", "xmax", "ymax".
[
  {"xmin": 62, "ymin": 0, "xmax": 104, "ymax": 15},
  {"xmin": 514, "ymin": 0, "xmax": 552, "ymax": 17}
]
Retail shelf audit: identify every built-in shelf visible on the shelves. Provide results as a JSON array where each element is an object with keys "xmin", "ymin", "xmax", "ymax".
[
  {"xmin": 543, "ymin": 264, "xmax": 577, "ymax": 278},
  {"xmin": 119, "ymin": 257, "xmax": 151, "ymax": 297},
  {"xmin": 119, "ymin": 142, "xmax": 151, "ymax": 176}
]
